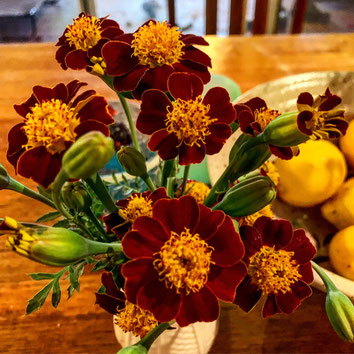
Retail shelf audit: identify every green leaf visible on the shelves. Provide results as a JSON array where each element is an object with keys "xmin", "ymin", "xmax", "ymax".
[
  {"xmin": 67, "ymin": 263, "xmax": 85, "ymax": 299},
  {"xmin": 91, "ymin": 259, "xmax": 109, "ymax": 272},
  {"xmin": 26, "ymin": 281, "xmax": 54, "ymax": 315},
  {"xmin": 51, "ymin": 279, "xmax": 61, "ymax": 308},
  {"xmin": 53, "ymin": 219, "xmax": 70, "ymax": 228},
  {"xmin": 29, "ymin": 273, "xmax": 57, "ymax": 281},
  {"xmin": 36, "ymin": 211, "xmax": 61, "ymax": 223}
]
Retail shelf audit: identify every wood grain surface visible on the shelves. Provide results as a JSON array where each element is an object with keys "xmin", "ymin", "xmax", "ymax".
[{"xmin": 1, "ymin": 34, "xmax": 354, "ymax": 353}]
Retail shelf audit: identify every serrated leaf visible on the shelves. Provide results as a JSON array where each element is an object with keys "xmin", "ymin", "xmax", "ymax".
[
  {"xmin": 36, "ymin": 211, "xmax": 61, "ymax": 223},
  {"xmin": 67, "ymin": 263, "xmax": 85, "ymax": 299},
  {"xmin": 51, "ymin": 279, "xmax": 61, "ymax": 308},
  {"xmin": 26, "ymin": 281, "xmax": 54, "ymax": 315},
  {"xmin": 29, "ymin": 272, "xmax": 57, "ymax": 281},
  {"xmin": 91, "ymin": 259, "xmax": 109, "ymax": 272},
  {"xmin": 53, "ymin": 219, "xmax": 70, "ymax": 228}
]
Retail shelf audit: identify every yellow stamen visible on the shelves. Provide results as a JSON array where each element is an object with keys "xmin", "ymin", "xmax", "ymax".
[
  {"xmin": 6, "ymin": 230, "xmax": 35, "ymax": 257},
  {"xmin": 259, "ymin": 161, "xmax": 280, "ymax": 186},
  {"xmin": 238, "ymin": 205, "xmax": 273, "ymax": 227},
  {"xmin": 254, "ymin": 108, "xmax": 280, "ymax": 131},
  {"xmin": 115, "ymin": 301, "xmax": 158, "ymax": 338},
  {"xmin": 65, "ymin": 14, "xmax": 102, "ymax": 51},
  {"xmin": 131, "ymin": 20, "xmax": 184, "ymax": 68},
  {"xmin": 166, "ymin": 96, "xmax": 216, "ymax": 147},
  {"xmin": 153, "ymin": 228, "xmax": 214, "ymax": 294},
  {"xmin": 23, "ymin": 99, "xmax": 80, "ymax": 154},
  {"xmin": 248, "ymin": 245, "xmax": 301, "ymax": 295},
  {"xmin": 118, "ymin": 195, "xmax": 153, "ymax": 223},
  {"xmin": 184, "ymin": 181, "xmax": 210, "ymax": 204}
]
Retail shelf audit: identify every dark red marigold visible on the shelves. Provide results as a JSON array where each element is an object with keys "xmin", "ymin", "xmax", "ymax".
[
  {"xmin": 136, "ymin": 72, "xmax": 235, "ymax": 165},
  {"xmin": 234, "ymin": 98, "xmax": 299, "ymax": 160},
  {"xmin": 7, "ymin": 80, "xmax": 114, "ymax": 188},
  {"xmin": 103, "ymin": 187, "xmax": 168, "ymax": 239},
  {"xmin": 56, "ymin": 12, "xmax": 123, "ymax": 71},
  {"xmin": 234, "ymin": 216, "xmax": 316, "ymax": 318},
  {"xmin": 297, "ymin": 88, "xmax": 348, "ymax": 140},
  {"xmin": 102, "ymin": 20, "xmax": 211, "ymax": 99},
  {"xmin": 121, "ymin": 196, "xmax": 247, "ymax": 326}
]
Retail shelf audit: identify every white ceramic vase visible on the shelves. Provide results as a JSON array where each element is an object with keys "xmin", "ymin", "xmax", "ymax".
[{"xmin": 113, "ymin": 316, "xmax": 219, "ymax": 354}]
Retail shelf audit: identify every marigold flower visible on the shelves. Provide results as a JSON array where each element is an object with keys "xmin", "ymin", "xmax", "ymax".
[
  {"xmin": 56, "ymin": 12, "xmax": 123, "ymax": 71},
  {"xmin": 103, "ymin": 187, "xmax": 168, "ymax": 239},
  {"xmin": 7, "ymin": 80, "xmax": 114, "ymax": 188},
  {"xmin": 238, "ymin": 204, "xmax": 273, "ymax": 227},
  {"xmin": 121, "ymin": 196, "xmax": 247, "ymax": 326},
  {"xmin": 234, "ymin": 98, "xmax": 299, "ymax": 160},
  {"xmin": 136, "ymin": 72, "xmax": 235, "ymax": 165},
  {"xmin": 234, "ymin": 216, "xmax": 316, "ymax": 317},
  {"xmin": 177, "ymin": 180, "xmax": 210, "ymax": 204},
  {"xmin": 297, "ymin": 88, "xmax": 348, "ymax": 140},
  {"xmin": 102, "ymin": 20, "xmax": 211, "ymax": 99},
  {"xmin": 259, "ymin": 161, "xmax": 279, "ymax": 186}
]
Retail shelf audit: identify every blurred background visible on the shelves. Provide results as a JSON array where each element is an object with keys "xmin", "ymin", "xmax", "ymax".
[{"xmin": 0, "ymin": 0, "xmax": 353, "ymax": 43}]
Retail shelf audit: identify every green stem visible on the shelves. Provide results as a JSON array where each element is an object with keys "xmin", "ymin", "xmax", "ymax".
[
  {"xmin": 7, "ymin": 178, "xmax": 56, "ymax": 209},
  {"xmin": 166, "ymin": 177, "xmax": 175, "ymax": 198},
  {"xmin": 139, "ymin": 322, "xmax": 171, "ymax": 350},
  {"xmin": 87, "ymin": 240, "xmax": 122, "ymax": 256},
  {"xmin": 141, "ymin": 173, "xmax": 156, "ymax": 192},
  {"xmin": 181, "ymin": 164, "xmax": 191, "ymax": 195},
  {"xmin": 311, "ymin": 261, "xmax": 338, "ymax": 292},
  {"xmin": 85, "ymin": 174, "xmax": 117, "ymax": 213},
  {"xmin": 85, "ymin": 208, "xmax": 107, "ymax": 241},
  {"xmin": 118, "ymin": 93, "xmax": 141, "ymax": 153}
]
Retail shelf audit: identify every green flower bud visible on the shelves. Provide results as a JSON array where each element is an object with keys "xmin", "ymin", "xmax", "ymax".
[
  {"xmin": 118, "ymin": 345, "xmax": 148, "ymax": 354},
  {"xmin": 62, "ymin": 182, "xmax": 92, "ymax": 212},
  {"xmin": 117, "ymin": 146, "xmax": 147, "ymax": 177},
  {"xmin": 62, "ymin": 131, "xmax": 115, "ymax": 180},
  {"xmin": 258, "ymin": 112, "xmax": 309, "ymax": 147},
  {"xmin": 1, "ymin": 217, "xmax": 121, "ymax": 266},
  {"xmin": 0, "ymin": 163, "xmax": 10, "ymax": 190},
  {"xmin": 213, "ymin": 176, "xmax": 276, "ymax": 217},
  {"xmin": 326, "ymin": 289, "xmax": 354, "ymax": 343}
]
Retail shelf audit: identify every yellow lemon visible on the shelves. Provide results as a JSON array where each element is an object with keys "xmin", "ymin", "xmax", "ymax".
[
  {"xmin": 339, "ymin": 119, "xmax": 354, "ymax": 168},
  {"xmin": 329, "ymin": 226, "xmax": 354, "ymax": 280},
  {"xmin": 275, "ymin": 140, "xmax": 347, "ymax": 207}
]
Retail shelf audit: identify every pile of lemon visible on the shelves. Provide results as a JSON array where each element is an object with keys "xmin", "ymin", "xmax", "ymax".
[{"xmin": 275, "ymin": 120, "xmax": 354, "ymax": 281}]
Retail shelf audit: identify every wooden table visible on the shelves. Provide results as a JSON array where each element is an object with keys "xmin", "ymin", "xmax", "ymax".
[{"xmin": 1, "ymin": 33, "xmax": 354, "ymax": 353}]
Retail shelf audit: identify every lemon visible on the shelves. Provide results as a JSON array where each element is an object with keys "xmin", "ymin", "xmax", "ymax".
[
  {"xmin": 275, "ymin": 140, "xmax": 347, "ymax": 207},
  {"xmin": 329, "ymin": 226, "xmax": 354, "ymax": 280},
  {"xmin": 339, "ymin": 119, "xmax": 354, "ymax": 168}
]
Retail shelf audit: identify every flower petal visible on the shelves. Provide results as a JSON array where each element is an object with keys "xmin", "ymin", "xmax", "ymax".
[
  {"xmin": 137, "ymin": 278, "xmax": 181, "ymax": 323},
  {"xmin": 204, "ymin": 123, "xmax": 232, "ymax": 155},
  {"xmin": 253, "ymin": 217, "xmax": 293, "ymax": 250},
  {"xmin": 291, "ymin": 280, "xmax": 312, "ymax": 300},
  {"xmin": 194, "ymin": 204, "xmax": 225, "ymax": 241},
  {"xmin": 75, "ymin": 120, "xmax": 110, "ymax": 138},
  {"xmin": 275, "ymin": 290, "xmax": 301, "ymax": 314},
  {"xmin": 245, "ymin": 97, "xmax": 267, "ymax": 112},
  {"xmin": 299, "ymin": 262, "xmax": 314, "ymax": 283},
  {"xmin": 182, "ymin": 46, "xmax": 212, "ymax": 67},
  {"xmin": 269, "ymin": 145, "xmax": 294, "ymax": 160},
  {"xmin": 234, "ymin": 275, "xmax": 262, "ymax": 312},
  {"xmin": 239, "ymin": 225, "xmax": 263, "ymax": 263},
  {"xmin": 203, "ymin": 87, "xmax": 235, "ymax": 124},
  {"xmin": 122, "ymin": 217, "xmax": 169, "ymax": 258},
  {"xmin": 136, "ymin": 90, "xmax": 171, "ymax": 135},
  {"xmin": 66, "ymin": 80, "xmax": 88, "ymax": 103},
  {"xmin": 148, "ymin": 130, "xmax": 179, "ymax": 161},
  {"xmin": 262, "ymin": 294, "xmax": 281, "ymax": 318},
  {"xmin": 14, "ymin": 94, "xmax": 38, "ymax": 118},
  {"xmin": 76, "ymin": 95, "xmax": 114, "ymax": 125},
  {"xmin": 175, "ymin": 286, "xmax": 219, "ymax": 326},
  {"xmin": 101, "ymin": 272, "xmax": 125, "ymax": 300},
  {"xmin": 33, "ymin": 86, "xmax": 56, "ymax": 103},
  {"xmin": 153, "ymin": 196, "xmax": 200, "ymax": 235},
  {"xmin": 55, "ymin": 45, "xmax": 72, "ymax": 70},
  {"xmin": 179, "ymin": 143, "xmax": 206, "ymax": 165},
  {"xmin": 207, "ymin": 262, "xmax": 247, "ymax": 302},
  {"xmin": 167, "ymin": 72, "xmax": 204, "ymax": 101},
  {"xmin": 17, "ymin": 147, "xmax": 62, "ymax": 188},
  {"xmin": 208, "ymin": 215, "xmax": 245, "ymax": 266},
  {"xmin": 95, "ymin": 292, "xmax": 125, "ymax": 314},
  {"xmin": 7, "ymin": 123, "xmax": 27, "ymax": 169},
  {"xmin": 173, "ymin": 60, "xmax": 211, "ymax": 84},
  {"xmin": 283, "ymin": 229, "xmax": 316, "ymax": 264},
  {"xmin": 181, "ymin": 34, "xmax": 209, "ymax": 47},
  {"xmin": 122, "ymin": 258, "xmax": 157, "ymax": 303},
  {"xmin": 113, "ymin": 65, "xmax": 148, "ymax": 92},
  {"xmin": 297, "ymin": 110, "xmax": 314, "ymax": 136},
  {"xmin": 297, "ymin": 92, "xmax": 313, "ymax": 107},
  {"xmin": 64, "ymin": 49, "xmax": 88, "ymax": 70},
  {"xmin": 148, "ymin": 187, "xmax": 169, "ymax": 203}
]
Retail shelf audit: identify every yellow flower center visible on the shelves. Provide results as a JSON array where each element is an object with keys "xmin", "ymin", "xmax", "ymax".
[
  {"xmin": 184, "ymin": 181, "xmax": 210, "ymax": 204},
  {"xmin": 153, "ymin": 228, "xmax": 214, "ymax": 294},
  {"xmin": 131, "ymin": 21, "xmax": 184, "ymax": 68},
  {"xmin": 118, "ymin": 195, "xmax": 153, "ymax": 223},
  {"xmin": 259, "ymin": 161, "xmax": 280, "ymax": 186},
  {"xmin": 115, "ymin": 301, "xmax": 158, "ymax": 338},
  {"xmin": 238, "ymin": 205, "xmax": 273, "ymax": 227},
  {"xmin": 254, "ymin": 108, "xmax": 280, "ymax": 131},
  {"xmin": 248, "ymin": 246, "xmax": 301, "ymax": 295},
  {"xmin": 166, "ymin": 96, "xmax": 216, "ymax": 147},
  {"xmin": 23, "ymin": 99, "xmax": 80, "ymax": 154},
  {"xmin": 65, "ymin": 15, "xmax": 102, "ymax": 51}
]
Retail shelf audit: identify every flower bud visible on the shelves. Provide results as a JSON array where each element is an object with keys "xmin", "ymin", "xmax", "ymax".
[
  {"xmin": 62, "ymin": 131, "xmax": 115, "ymax": 179},
  {"xmin": 1, "ymin": 217, "xmax": 121, "ymax": 266},
  {"xmin": 326, "ymin": 289, "xmax": 354, "ymax": 343},
  {"xmin": 62, "ymin": 182, "xmax": 92, "ymax": 212},
  {"xmin": 118, "ymin": 345, "xmax": 147, "ymax": 354},
  {"xmin": 117, "ymin": 146, "xmax": 147, "ymax": 177},
  {"xmin": 258, "ymin": 112, "xmax": 309, "ymax": 147},
  {"xmin": 213, "ymin": 176, "xmax": 276, "ymax": 217},
  {"xmin": 0, "ymin": 163, "xmax": 10, "ymax": 190}
]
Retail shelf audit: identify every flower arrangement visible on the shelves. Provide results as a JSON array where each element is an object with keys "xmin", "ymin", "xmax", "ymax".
[{"xmin": 1, "ymin": 12, "xmax": 353, "ymax": 352}]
